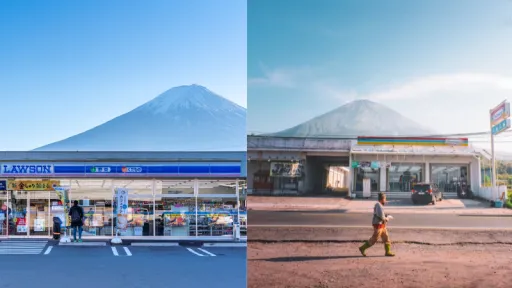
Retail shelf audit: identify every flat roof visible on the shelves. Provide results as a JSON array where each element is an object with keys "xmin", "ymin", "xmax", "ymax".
[{"xmin": 0, "ymin": 151, "xmax": 246, "ymax": 162}]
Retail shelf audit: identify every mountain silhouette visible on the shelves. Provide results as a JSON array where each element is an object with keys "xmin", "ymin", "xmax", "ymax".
[
  {"xmin": 35, "ymin": 85, "xmax": 246, "ymax": 151},
  {"xmin": 270, "ymin": 99, "xmax": 434, "ymax": 137}
]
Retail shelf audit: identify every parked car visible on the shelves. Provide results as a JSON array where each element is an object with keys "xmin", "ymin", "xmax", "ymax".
[{"xmin": 411, "ymin": 183, "xmax": 442, "ymax": 205}]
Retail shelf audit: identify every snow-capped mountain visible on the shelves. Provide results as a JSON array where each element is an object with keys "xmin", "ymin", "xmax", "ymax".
[
  {"xmin": 35, "ymin": 85, "xmax": 246, "ymax": 151},
  {"xmin": 270, "ymin": 99, "xmax": 434, "ymax": 137}
]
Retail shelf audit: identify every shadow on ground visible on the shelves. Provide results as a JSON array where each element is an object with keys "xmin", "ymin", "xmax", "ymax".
[{"xmin": 257, "ymin": 255, "xmax": 386, "ymax": 262}]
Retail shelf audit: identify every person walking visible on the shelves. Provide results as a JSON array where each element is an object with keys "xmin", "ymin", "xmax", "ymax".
[
  {"xmin": 68, "ymin": 200, "xmax": 84, "ymax": 243},
  {"xmin": 358, "ymin": 192, "xmax": 395, "ymax": 257}
]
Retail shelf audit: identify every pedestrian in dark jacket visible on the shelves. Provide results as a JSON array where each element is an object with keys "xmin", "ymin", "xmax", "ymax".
[{"xmin": 68, "ymin": 200, "xmax": 84, "ymax": 242}]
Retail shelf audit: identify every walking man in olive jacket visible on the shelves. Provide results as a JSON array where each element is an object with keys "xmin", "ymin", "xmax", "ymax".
[{"xmin": 359, "ymin": 192, "xmax": 395, "ymax": 257}]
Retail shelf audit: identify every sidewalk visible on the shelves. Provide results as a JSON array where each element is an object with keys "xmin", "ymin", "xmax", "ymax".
[
  {"xmin": 248, "ymin": 196, "xmax": 512, "ymax": 215},
  {"xmin": 249, "ymin": 226, "xmax": 512, "ymax": 244}
]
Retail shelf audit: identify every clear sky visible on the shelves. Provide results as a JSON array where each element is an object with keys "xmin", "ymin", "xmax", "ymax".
[
  {"xmin": 0, "ymin": 0, "xmax": 246, "ymax": 151},
  {"xmin": 248, "ymin": 0, "xmax": 512, "ymax": 151}
]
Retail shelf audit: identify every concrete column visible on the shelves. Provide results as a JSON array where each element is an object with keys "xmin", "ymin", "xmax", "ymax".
[
  {"xmin": 348, "ymin": 154, "xmax": 353, "ymax": 194},
  {"xmin": 380, "ymin": 166, "xmax": 387, "ymax": 192},
  {"xmin": 425, "ymin": 162, "xmax": 430, "ymax": 183}
]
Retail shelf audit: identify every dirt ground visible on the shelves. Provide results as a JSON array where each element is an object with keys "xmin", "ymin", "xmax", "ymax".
[{"xmin": 248, "ymin": 242, "xmax": 512, "ymax": 288}]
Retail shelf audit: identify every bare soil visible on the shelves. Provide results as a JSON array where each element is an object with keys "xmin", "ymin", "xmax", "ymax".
[{"xmin": 248, "ymin": 242, "xmax": 512, "ymax": 288}]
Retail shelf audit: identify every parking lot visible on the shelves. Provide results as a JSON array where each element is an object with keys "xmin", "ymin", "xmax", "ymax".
[{"xmin": 0, "ymin": 240, "xmax": 247, "ymax": 288}]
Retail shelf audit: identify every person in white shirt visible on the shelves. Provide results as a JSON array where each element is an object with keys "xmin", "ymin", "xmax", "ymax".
[{"xmin": 359, "ymin": 192, "xmax": 395, "ymax": 257}]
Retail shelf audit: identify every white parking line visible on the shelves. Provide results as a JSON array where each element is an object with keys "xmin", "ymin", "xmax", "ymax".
[
  {"xmin": 198, "ymin": 248, "xmax": 216, "ymax": 257},
  {"xmin": 186, "ymin": 248, "xmax": 204, "ymax": 256},
  {"xmin": 44, "ymin": 246, "xmax": 53, "ymax": 255},
  {"xmin": 123, "ymin": 247, "xmax": 132, "ymax": 256},
  {"xmin": 111, "ymin": 247, "xmax": 119, "ymax": 256}
]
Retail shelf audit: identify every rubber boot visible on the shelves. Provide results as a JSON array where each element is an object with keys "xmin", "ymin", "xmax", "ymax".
[
  {"xmin": 359, "ymin": 241, "xmax": 371, "ymax": 257},
  {"xmin": 384, "ymin": 243, "xmax": 395, "ymax": 257}
]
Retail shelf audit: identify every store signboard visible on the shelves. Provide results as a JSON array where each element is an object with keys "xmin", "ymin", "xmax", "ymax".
[
  {"xmin": 115, "ymin": 188, "xmax": 129, "ymax": 231},
  {"xmin": 0, "ymin": 162, "xmax": 242, "ymax": 178},
  {"xmin": 1, "ymin": 164, "xmax": 53, "ymax": 175},
  {"xmin": 7, "ymin": 180, "xmax": 60, "ymax": 191},
  {"xmin": 269, "ymin": 162, "xmax": 303, "ymax": 177},
  {"xmin": 490, "ymin": 101, "xmax": 510, "ymax": 127},
  {"xmin": 491, "ymin": 118, "xmax": 511, "ymax": 135}
]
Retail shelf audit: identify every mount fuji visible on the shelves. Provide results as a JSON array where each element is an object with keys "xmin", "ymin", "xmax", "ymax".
[
  {"xmin": 34, "ymin": 85, "xmax": 246, "ymax": 151},
  {"xmin": 270, "ymin": 99, "xmax": 434, "ymax": 137}
]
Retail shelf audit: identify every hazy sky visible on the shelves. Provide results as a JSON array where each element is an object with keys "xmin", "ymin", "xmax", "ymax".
[
  {"xmin": 248, "ymin": 0, "xmax": 512, "ymax": 151},
  {"xmin": 0, "ymin": 0, "xmax": 246, "ymax": 151}
]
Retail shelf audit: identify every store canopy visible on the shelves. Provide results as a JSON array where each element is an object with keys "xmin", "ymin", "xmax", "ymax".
[{"xmin": 350, "ymin": 144, "xmax": 482, "ymax": 158}]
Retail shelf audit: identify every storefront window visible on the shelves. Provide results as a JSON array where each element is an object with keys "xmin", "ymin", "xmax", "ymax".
[
  {"xmin": 155, "ymin": 180, "xmax": 196, "ymax": 237},
  {"xmin": 431, "ymin": 165, "xmax": 469, "ymax": 193},
  {"xmin": 354, "ymin": 165, "xmax": 380, "ymax": 192},
  {"xmin": 197, "ymin": 180, "xmax": 238, "ymax": 237},
  {"xmin": 388, "ymin": 163, "xmax": 424, "ymax": 192}
]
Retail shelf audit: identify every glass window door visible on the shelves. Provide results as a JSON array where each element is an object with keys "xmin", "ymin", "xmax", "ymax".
[
  {"xmin": 0, "ymin": 192, "xmax": 7, "ymax": 237},
  {"xmin": 28, "ymin": 191, "xmax": 50, "ymax": 236}
]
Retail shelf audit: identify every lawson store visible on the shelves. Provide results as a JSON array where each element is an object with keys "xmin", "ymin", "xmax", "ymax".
[{"xmin": 0, "ymin": 151, "xmax": 247, "ymax": 240}]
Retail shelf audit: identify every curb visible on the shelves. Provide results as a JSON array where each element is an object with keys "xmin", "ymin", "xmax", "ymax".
[
  {"xmin": 59, "ymin": 242, "xmax": 106, "ymax": 246},
  {"xmin": 130, "ymin": 242, "xmax": 247, "ymax": 247}
]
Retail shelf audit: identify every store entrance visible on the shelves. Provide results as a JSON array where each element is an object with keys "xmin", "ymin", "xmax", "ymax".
[{"xmin": 28, "ymin": 191, "xmax": 50, "ymax": 236}]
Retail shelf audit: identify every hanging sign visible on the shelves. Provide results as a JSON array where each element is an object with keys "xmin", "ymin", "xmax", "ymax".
[
  {"xmin": 115, "ymin": 188, "xmax": 129, "ymax": 231},
  {"xmin": 7, "ymin": 180, "xmax": 60, "ymax": 191}
]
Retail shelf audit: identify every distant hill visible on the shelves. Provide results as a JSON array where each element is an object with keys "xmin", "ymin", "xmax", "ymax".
[
  {"xmin": 270, "ymin": 99, "xmax": 435, "ymax": 137},
  {"xmin": 34, "ymin": 85, "xmax": 246, "ymax": 151}
]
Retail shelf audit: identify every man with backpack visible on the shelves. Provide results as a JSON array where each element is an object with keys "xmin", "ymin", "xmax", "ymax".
[{"xmin": 68, "ymin": 200, "xmax": 84, "ymax": 243}]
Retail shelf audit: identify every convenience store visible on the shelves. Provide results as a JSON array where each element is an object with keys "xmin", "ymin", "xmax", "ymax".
[{"xmin": 0, "ymin": 151, "xmax": 247, "ymax": 240}]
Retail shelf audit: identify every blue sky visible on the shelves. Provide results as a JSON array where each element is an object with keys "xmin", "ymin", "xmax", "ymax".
[
  {"xmin": 248, "ymin": 0, "xmax": 512, "ymax": 151},
  {"xmin": 0, "ymin": 0, "xmax": 246, "ymax": 151}
]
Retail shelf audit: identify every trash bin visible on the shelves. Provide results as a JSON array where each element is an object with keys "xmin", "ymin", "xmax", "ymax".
[{"xmin": 53, "ymin": 217, "xmax": 62, "ymax": 240}]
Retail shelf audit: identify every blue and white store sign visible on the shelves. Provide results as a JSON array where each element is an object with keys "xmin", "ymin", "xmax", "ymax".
[{"xmin": 0, "ymin": 162, "xmax": 242, "ymax": 178}]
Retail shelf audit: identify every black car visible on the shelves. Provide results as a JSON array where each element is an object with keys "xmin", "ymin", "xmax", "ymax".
[{"xmin": 411, "ymin": 183, "xmax": 443, "ymax": 205}]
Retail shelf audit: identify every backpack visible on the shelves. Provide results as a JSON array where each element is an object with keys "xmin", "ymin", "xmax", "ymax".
[{"xmin": 71, "ymin": 207, "xmax": 82, "ymax": 222}]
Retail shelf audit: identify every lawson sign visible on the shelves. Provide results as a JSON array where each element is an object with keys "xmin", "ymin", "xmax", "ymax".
[
  {"xmin": 0, "ymin": 162, "xmax": 242, "ymax": 178},
  {"xmin": 1, "ymin": 164, "xmax": 54, "ymax": 175}
]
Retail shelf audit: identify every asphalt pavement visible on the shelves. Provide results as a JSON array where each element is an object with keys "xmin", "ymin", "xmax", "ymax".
[
  {"xmin": 249, "ymin": 210, "xmax": 512, "ymax": 229},
  {"xmin": 0, "ymin": 240, "xmax": 246, "ymax": 288}
]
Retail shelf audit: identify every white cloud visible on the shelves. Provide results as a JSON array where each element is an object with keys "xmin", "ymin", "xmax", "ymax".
[
  {"xmin": 368, "ymin": 73, "xmax": 512, "ymax": 100},
  {"xmin": 251, "ymin": 65, "xmax": 512, "ymax": 101},
  {"xmin": 248, "ymin": 64, "xmax": 312, "ymax": 88}
]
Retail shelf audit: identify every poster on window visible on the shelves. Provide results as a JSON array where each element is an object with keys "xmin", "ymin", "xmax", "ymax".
[
  {"xmin": 115, "ymin": 188, "xmax": 129, "ymax": 230},
  {"xmin": 269, "ymin": 162, "xmax": 303, "ymax": 177}
]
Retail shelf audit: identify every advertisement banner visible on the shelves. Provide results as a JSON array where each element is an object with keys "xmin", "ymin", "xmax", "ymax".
[
  {"xmin": 0, "ymin": 180, "xmax": 6, "ymax": 190},
  {"xmin": 7, "ymin": 180, "xmax": 60, "ymax": 191},
  {"xmin": 115, "ymin": 188, "xmax": 129, "ymax": 230},
  {"xmin": 269, "ymin": 162, "xmax": 303, "ymax": 177},
  {"xmin": 54, "ymin": 186, "xmax": 70, "ymax": 227}
]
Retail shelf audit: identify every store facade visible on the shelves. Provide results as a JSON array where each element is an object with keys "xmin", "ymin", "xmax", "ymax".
[
  {"xmin": 0, "ymin": 151, "xmax": 247, "ymax": 240},
  {"xmin": 350, "ymin": 137, "xmax": 483, "ymax": 198}
]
